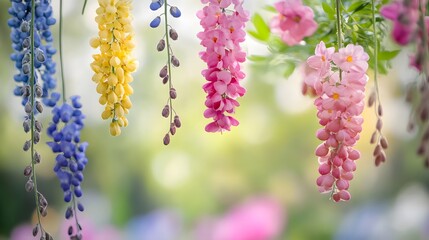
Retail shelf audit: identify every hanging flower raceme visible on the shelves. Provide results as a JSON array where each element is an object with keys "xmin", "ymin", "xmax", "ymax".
[
  {"xmin": 149, "ymin": 0, "xmax": 183, "ymax": 145},
  {"xmin": 380, "ymin": 0, "xmax": 420, "ymax": 46},
  {"xmin": 47, "ymin": 96, "xmax": 88, "ymax": 240},
  {"xmin": 382, "ymin": 0, "xmax": 429, "ymax": 167},
  {"xmin": 90, "ymin": 0, "xmax": 137, "ymax": 136},
  {"xmin": 197, "ymin": 0, "xmax": 249, "ymax": 133},
  {"xmin": 270, "ymin": 0, "xmax": 318, "ymax": 46},
  {"xmin": 307, "ymin": 41, "xmax": 369, "ymax": 202},
  {"xmin": 8, "ymin": 0, "xmax": 58, "ymax": 107}
]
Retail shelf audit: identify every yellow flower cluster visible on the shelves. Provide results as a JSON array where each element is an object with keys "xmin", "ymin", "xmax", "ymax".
[{"xmin": 90, "ymin": 0, "xmax": 137, "ymax": 136}]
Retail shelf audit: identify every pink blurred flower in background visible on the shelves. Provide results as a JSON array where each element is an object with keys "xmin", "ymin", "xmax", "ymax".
[
  {"xmin": 60, "ymin": 217, "xmax": 123, "ymax": 240},
  {"xmin": 195, "ymin": 197, "xmax": 285, "ymax": 240},
  {"xmin": 270, "ymin": 0, "xmax": 317, "ymax": 46},
  {"xmin": 380, "ymin": 0, "xmax": 420, "ymax": 46}
]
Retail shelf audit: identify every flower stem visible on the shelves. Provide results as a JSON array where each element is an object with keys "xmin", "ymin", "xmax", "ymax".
[
  {"xmin": 335, "ymin": 0, "xmax": 343, "ymax": 81},
  {"xmin": 335, "ymin": 0, "xmax": 342, "ymax": 50},
  {"xmin": 60, "ymin": 0, "xmax": 66, "ymax": 103},
  {"xmin": 371, "ymin": 0, "xmax": 382, "ymax": 107},
  {"xmin": 82, "ymin": 0, "xmax": 88, "ymax": 15},
  {"xmin": 164, "ymin": 0, "xmax": 173, "ymax": 124},
  {"xmin": 30, "ymin": 0, "xmax": 43, "ymax": 231}
]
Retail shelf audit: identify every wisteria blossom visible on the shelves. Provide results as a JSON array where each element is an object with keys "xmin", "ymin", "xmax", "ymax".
[
  {"xmin": 271, "ymin": 0, "xmax": 318, "ymax": 46},
  {"xmin": 197, "ymin": 0, "xmax": 249, "ymax": 132},
  {"xmin": 380, "ymin": 0, "xmax": 420, "ymax": 46},
  {"xmin": 307, "ymin": 41, "xmax": 369, "ymax": 202}
]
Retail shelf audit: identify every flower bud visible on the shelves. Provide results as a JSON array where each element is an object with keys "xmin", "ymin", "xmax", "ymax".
[
  {"xmin": 25, "ymin": 179, "xmax": 34, "ymax": 192},
  {"xmin": 380, "ymin": 136, "xmax": 388, "ymax": 149},
  {"xmin": 23, "ymin": 140, "xmax": 31, "ymax": 151},
  {"xmin": 368, "ymin": 91, "xmax": 376, "ymax": 107},
  {"xmin": 170, "ymin": 6, "xmax": 181, "ymax": 18},
  {"xmin": 378, "ymin": 105, "xmax": 383, "ymax": 116},
  {"xmin": 169, "ymin": 88, "xmax": 177, "ymax": 99},
  {"xmin": 35, "ymin": 84, "xmax": 43, "ymax": 97},
  {"xmin": 33, "ymin": 224, "xmax": 39, "ymax": 237},
  {"xmin": 162, "ymin": 105, "xmax": 170, "ymax": 118},
  {"xmin": 150, "ymin": 16, "xmax": 161, "ymax": 28},
  {"xmin": 35, "ymin": 48, "xmax": 46, "ymax": 63},
  {"xmin": 34, "ymin": 151, "xmax": 41, "ymax": 164},
  {"xmin": 159, "ymin": 65, "xmax": 168, "ymax": 78},
  {"xmin": 174, "ymin": 115, "xmax": 181, "ymax": 128},
  {"xmin": 162, "ymin": 75, "xmax": 169, "ymax": 84},
  {"xmin": 171, "ymin": 55, "xmax": 180, "ymax": 67},
  {"xmin": 34, "ymin": 131, "xmax": 40, "ymax": 144},
  {"xmin": 36, "ymin": 101, "xmax": 43, "ymax": 113},
  {"xmin": 376, "ymin": 119, "xmax": 383, "ymax": 131},
  {"xmin": 169, "ymin": 28, "xmax": 178, "ymax": 40},
  {"xmin": 23, "ymin": 119, "xmax": 30, "ymax": 133},
  {"xmin": 25, "ymin": 102, "xmax": 32, "ymax": 114},
  {"xmin": 22, "ymin": 63, "xmax": 31, "ymax": 75},
  {"xmin": 163, "ymin": 133, "xmax": 170, "ymax": 145},
  {"xmin": 24, "ymin": 165, "xmax": 32, "ymax": 176},
  {"xmin": 20, "ymin": 21, "xmax": 30, "ymax": 32},
  {"xmin": 157, "ymin": 39, "xmax": 165, "ymax": 51},
  {"xmin": 35, "ymin": 120, "xmax": 42, "ymax": 132},
  {"xmin": 170, "ymin": 123, "xmax": 176, "ymax": 135}
]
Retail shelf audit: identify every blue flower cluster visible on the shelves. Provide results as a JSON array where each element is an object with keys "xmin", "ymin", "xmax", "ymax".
[
  {"xmin": 47, "ymin": 96, "xmax": 88, "ymax": 204},
  {"xmin": 150, "ymin": 0, "xmax": 181, "ymax": 28},
  {"xmin": 8, "ymin": 0, "xmax": 58, "ymax": 107}
]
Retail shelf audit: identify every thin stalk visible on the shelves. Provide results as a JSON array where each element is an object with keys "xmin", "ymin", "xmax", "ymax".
[
  {"xmin": 30, "ymin": 0, "xmax": 43, "ymax": 229},
  {"xmin": 60, "ymin": 0, "xmax": 66, "ymax": 103},
  {"xmin": 335, "ymin": 0, "xmax": 342, "ymax": 49},
  {"xmin": 82, "ymin": 0, "xmax": 88, "ymax": 15},
  {"xmin": 335, "ymin": 0, "xmax": 343, "ymax": 80},
  {"xmin": 164, "ymin": 0, "xmax": 173, "ymax": 124},
  {"xmin": 371, "ymin": 0, "xmax": 383, "ymax": 122},
  {"xmin": 420, "ymin": 0, "xmax": 429, "ymax": 79}
]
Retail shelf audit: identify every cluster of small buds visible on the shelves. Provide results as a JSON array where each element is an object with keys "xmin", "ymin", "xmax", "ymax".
[
  {"xmin": 197, "ymin": 0, "xmax": 249, "ymax": 133},
  {"xmin": 306, "ymin": 41, "xmax": 369, "ymax": 202},
  {"xmin": 8, "ymin": 1, "xmax": 57, "ymax": 239},
  {"xmin": 90, "ymin": 0, "xmax": 137, "ymax": 136},
  {"xmin": 150, "ymin": 0, "xmax": 182, "ymax": 145},
  {"xmin": 381, "ymin": 0, "xmax": 429, "ymax": 167},
  {"xmin": 8, "ymin": 0, "xmax": 58, "ymax": 108},
  {"xmin": 47, "ymin": 96, "xmax": 88, "ymax": 240},
  {"xmin": 368, "ymin": 90, "xmax": 388, "ymax": 166},
  {"xmin": 405, "ymin": 83, "xmax": 429, "ymax": 167}
]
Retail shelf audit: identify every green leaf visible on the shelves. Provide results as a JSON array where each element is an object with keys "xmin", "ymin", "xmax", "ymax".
[
  {"xmin": 348, "ymin": 1, "xmax": 368, "ymax": 12},
  {"xmin": 264, "ymin": 5, "xmax": 277, "ymax": 13},
  {"xmin": 248, "ymin": 55, "xmax": 268, "ymax": 62},
  {"xmin": 322, "ymin": 2, "xmax": 335, "ymax": 19},
  {"xmin": 378, "ymin": 50, "xmax": 401, "ymax": 60},
  {"xmin": 250, "ymin": 13, "xmax": 271, "ymax": 41},
  {"xmin": 283, "ymin": 62, "xmax": 296, "ymax": 78}
]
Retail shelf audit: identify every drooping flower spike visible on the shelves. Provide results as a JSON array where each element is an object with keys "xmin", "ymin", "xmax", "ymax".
[
  {"xmin": 149, "ymin": 0, "xmax": 183, "ymax": 145},
  {"xmin": 271, "ymin": 0, "xmax": 318, "ymax": 46},
  {"xmin": 9, "ymin": 0, "xmax": 58, "ymax": 108},
  {"xmin": 90, "ymin": 0, "xmax": 138, "ymax": 136},
  {"xmin": 197, "ymin": 0, "xmax": 249, "ymax": 133},
  {"xmin": 381, "ymin": 0, "xmax": 429, "ymax": 167},
  {"xmin": 47, "ymin": 96, "xmax": 88, "ymax": 240},
  {"xmin": 8, "ymin": 0, "xmax": 58, "ymax": 238},
  {"xmin": 307, "ymin": 41, "xmax": 369, "ymax": 202}
]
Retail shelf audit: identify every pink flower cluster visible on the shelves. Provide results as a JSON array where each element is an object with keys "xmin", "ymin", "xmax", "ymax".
[
  {"xmin": 380, "ymin": 0, "xmax": 420, "ymax": 46},
  {"xmin": 306, "ymin": 42, "xmax": 369, "ymax": 202},
  {"xmin": 197, "ymin": 0, "xmax": 249, "ymax": 133},
  {"xmin": 270, "ymin": 0, "xmax": 317, "ymax": 46},
  {"xmin": 381, "ymin": 0, "xmax": 429, "ymax": 72}
]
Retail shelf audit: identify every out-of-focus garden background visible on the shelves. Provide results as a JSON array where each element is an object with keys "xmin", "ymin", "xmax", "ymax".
[{"xmin": 0, "ymin": 1, "xmax": 429, "ymax": 239}]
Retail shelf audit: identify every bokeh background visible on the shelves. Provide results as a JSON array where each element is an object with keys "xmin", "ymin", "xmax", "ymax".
[{"xmin": 0, "ymin": 1, "xmax": 429, "ymax": 239}]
